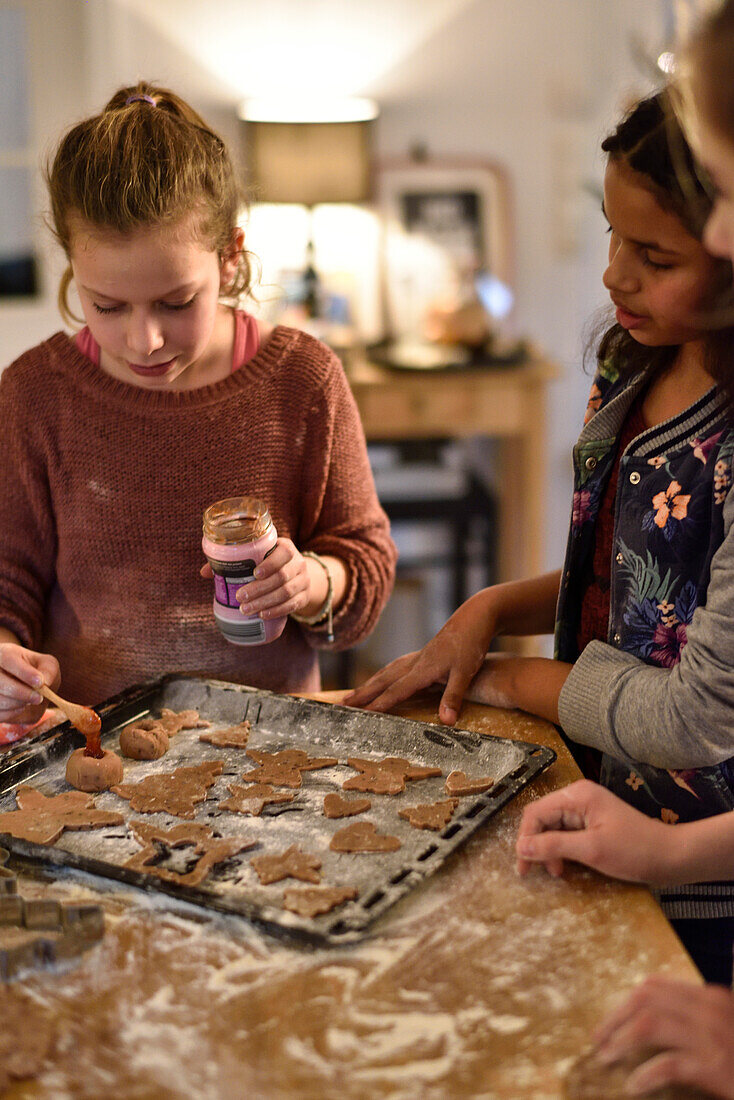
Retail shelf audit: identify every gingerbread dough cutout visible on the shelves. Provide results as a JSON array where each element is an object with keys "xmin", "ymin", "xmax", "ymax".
[
  {"xmin": 330, "ymin": 821, "xmax": 401, "ymax": 853},
  {"xmin": 111, "ymin": 761, "xmax": 223, "ymax": 818},
  {"xmin": 250, "ymin": 845, "xmax": 322, "ymax": 885},
  {"xmin": 66, "ymin": 747, "xmax": 123, "ymax": 793},
  {"xmin": 0, "ymin": 786, "xmax": 124, "ymax": 846},
  {"xmin": 398, "ymin": 798, "xmax": 459, "ymax": 831},
  {"xmin": 343, "ymin": 757, "xmax": 442, "ymax": 795},
  {"xmin": 120, "ymin": 708, "xmax": 210, "ymax": 761},
  {"xmin": 242, "ymin": 749, "xmax": 338, "ymax": 789},
  {"xmin": 445, "ymin": 770, "xmax": 494, "ymax": 796},
  {"xmin": 564, "ymin": 1047, "xmax": 710, "ymax": 1099},
  {"xmin": 323, "ymin": 793, "xmax": 371, "ymax": 819},
  {"xmin": 199, "ymin": 720, "xmax": 252, "ymax": 750},
  {"xmin": 282, "ymin": 884, "xmax": 358, "ymax": 918},
  {"xmin": 219, "ymin": 783, "xmax": 295, "ymax": 816},
  {"xmin": 125, "ymin": 821, "xmax": 255, "ymax": 887}
]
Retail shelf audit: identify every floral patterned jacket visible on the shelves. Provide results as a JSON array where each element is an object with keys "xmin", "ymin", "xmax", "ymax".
[{"xmin": 556, "ymin": 358, "xmax": 734, "ymax": 918}]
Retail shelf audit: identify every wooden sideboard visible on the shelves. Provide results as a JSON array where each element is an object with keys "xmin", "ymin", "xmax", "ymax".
[{"xmin": 347, "ymin": 350, "xmax": 561, "ymax": 654}]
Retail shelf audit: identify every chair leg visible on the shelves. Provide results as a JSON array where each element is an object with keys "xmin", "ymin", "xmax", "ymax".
[{"xmin": 453, "ymin": 514, "xmax": 467, "ymax": 608}]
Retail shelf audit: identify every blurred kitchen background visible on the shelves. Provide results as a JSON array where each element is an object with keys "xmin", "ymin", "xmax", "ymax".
[{"xmin": 0, "ymin": 0, "xmax": 709, "ymax": 685}]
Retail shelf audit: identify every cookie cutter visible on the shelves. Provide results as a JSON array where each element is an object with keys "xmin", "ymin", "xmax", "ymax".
[{"xmin": 0, "ymin": 847, "xmax": 104, "ymax": 980}]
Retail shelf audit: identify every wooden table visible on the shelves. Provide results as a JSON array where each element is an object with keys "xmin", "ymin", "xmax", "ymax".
[
  {"xmin": 347, "ymin": 352, "xmax": 560, "ymax": 655},
  {"xmin": 4, "ymin": 694, "xmax": 698, "ymax": 1099}
]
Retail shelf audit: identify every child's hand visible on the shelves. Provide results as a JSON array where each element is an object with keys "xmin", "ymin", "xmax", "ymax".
[
  {"xmin": 593, "ymin": 976, "xmax": 734, "ymax": 1098},
  {"xmin": 0, "ymin": 643, "xmax": 60, "ymax": 725},
  {"xmin": 515, "ymin": 780, "xmax": 670, "ymax": 882},
  {"xmin": 233, "ymin": 538, "xmax": 312, "ymax": 621},
  {"xmin": 344, "ymin": 589, "xmax": 497, "ymax": 725}
]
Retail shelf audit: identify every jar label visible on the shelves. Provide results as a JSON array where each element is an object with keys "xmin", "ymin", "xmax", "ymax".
[{"xmin": 214, "ymin": 574, "xmax": 252, "ymax": 609}]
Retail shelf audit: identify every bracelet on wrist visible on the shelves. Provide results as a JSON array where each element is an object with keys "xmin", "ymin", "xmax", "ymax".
[{"xmin": 290, "ymin": 551, "xmax": 334, "ymax": 643}]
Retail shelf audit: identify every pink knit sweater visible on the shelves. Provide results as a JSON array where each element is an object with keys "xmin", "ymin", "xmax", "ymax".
[{"xmin": 0, "ymin": 325, "xmax": 396, "ymax": 704}]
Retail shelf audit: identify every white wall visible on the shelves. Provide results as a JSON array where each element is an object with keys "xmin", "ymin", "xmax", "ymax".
[
  {"xmin": 0, "ymin": 0, "xmax": 91, "ymax": 367},
  {"xmin": 1, "ymin": 0, "xmax": 667, "ymax": 576}
]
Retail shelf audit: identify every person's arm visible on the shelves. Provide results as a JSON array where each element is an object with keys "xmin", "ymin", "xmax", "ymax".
[
  {"xmin": 592, "ymin": 977, "xmax": 734, "ymax": 1099},
  {"xmin": 203, "ymin": 343, "xmax": 396, "ymax": 650},
  {"xmin": 289, "ymin": 352, "xmax": 396, "ymax": 649},
  {"xmin": 0, "ymin": 356, "xmax": 58, "ymax": 682},
  {"xmin": 558, "ymin": 478, "xmax": 734, "ymax": 770},
  {"xmin": 463, "ymin": 654, "xmax": 572, "ymax": 724},
  {"xmin": 0, "ymin": 362, "xmax": 63, "ymax": 724},
  {"xmin": 515, "ymin": 779, "xmax": 734, "ymax": 885},
  {"xmin": 345, "ymin": 571, "xmax": 562, "ymax": 724}
]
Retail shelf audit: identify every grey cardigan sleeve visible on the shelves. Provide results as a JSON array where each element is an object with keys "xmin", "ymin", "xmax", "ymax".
[{"xmin": 558, "ymin": 478, "xmax": 734, "ymax": 770}]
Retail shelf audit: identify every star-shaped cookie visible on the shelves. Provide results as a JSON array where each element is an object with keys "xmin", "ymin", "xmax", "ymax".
[
  {"xmin": 250, "ymin": 845, "xmax": 322, "ymax": 885},
  {"xmin": 0, "ymin": 786, "xmax": 124, "ymax": 846}
]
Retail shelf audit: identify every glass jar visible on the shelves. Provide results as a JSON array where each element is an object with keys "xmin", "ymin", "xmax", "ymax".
[{"xmin": 202, "ymin": 497, "xmax": 286, "ymax": 646}]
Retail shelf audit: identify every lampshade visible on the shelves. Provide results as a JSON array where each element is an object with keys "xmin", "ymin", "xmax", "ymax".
[{"xmin": 243, "ymin": 118, "xmax": 374, "ymax": 206}]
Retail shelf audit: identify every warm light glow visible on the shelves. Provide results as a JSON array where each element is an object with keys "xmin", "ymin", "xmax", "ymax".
[
  {"xmin": 239, "ymin": 97, "xmax": 379, "ymax": 123},
  {"xmin": 657, "ymin": 50, "xmax": 676, "ymax": 73},
  {"xmin": 383, "ymin": 222, "xmax": 456, "ymax": 339},
  {"xmin": 118, "ymin": 0, "xmax": 472, "ymax": 103},
  {"xmin": 243, "ymin": 203, "xmax": 383, "ymax": 340}
]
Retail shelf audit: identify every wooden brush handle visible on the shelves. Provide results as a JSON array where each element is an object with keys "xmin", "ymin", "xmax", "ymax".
[{"xmin": 39, "ymin": 684, "xmax": 101, "ymax": 737}]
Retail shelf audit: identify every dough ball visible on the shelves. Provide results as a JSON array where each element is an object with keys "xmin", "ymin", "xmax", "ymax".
[
  {"xmin": 66, "ymin": 748, "xmax": 124, "ymax": 793},
  {"xmin": 119, "ymin": 723, "xmax": 169, "ymax": 760}
]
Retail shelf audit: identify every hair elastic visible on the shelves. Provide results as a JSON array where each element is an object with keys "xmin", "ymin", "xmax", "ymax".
[{"xmin": 125, "ymin": 94, "xmax": 156, "ymax": 107}]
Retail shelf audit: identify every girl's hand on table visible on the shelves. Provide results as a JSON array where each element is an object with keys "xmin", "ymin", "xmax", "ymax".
[
  {"xmin": 515, "ymin": 780, "xmax": 671, "ymax": 882},
  {"xmin": 0, "ymin": 642, "xmax": 60, "ymax": 725},
  {"xmin": 344, "ymin": 590, "xmax": 497, "ymax": 725},
  {"xmin": 593, "ymin": 976, "xmax": 734, "ymax": 1099}
]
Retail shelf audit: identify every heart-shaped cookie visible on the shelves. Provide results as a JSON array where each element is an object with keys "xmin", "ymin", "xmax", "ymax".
[{"xmin": 445, "ymin": 770, "xmax": 494, "ymax": 796}]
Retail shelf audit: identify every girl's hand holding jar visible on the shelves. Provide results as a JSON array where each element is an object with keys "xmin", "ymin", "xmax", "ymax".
[{"xmin": 234, "ymin": 537, "xmax": 313, "ymax": 621}]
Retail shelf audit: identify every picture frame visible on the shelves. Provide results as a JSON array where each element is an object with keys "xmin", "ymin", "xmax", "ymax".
[{"xmin": 377, "ymin": 157, "xmax": 513, "ymax": 343}]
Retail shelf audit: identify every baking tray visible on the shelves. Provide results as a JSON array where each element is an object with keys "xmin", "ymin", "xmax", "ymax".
[{"xmin": 0, "ymin": 675, "xmax": 555, "ymax": 946}]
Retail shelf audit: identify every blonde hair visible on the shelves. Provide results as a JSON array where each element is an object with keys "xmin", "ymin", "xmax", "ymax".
[
  {"xmin": 46, "ymin": 81, "xmax": 253, "ymax": 324},
  {"xmin": 682, "ymin": 1, "xmax": 734, "ymax": 141}
]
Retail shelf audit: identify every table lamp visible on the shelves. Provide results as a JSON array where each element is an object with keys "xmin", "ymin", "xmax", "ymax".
[{"xmin": 239, "ymin": 97, "xmax": 377, "ymax": 317}]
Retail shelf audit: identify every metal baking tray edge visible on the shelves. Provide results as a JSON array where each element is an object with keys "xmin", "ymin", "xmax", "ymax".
[{"xmin": 0, "ymin": 675, "xmax": 557, "ymax": 947}]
